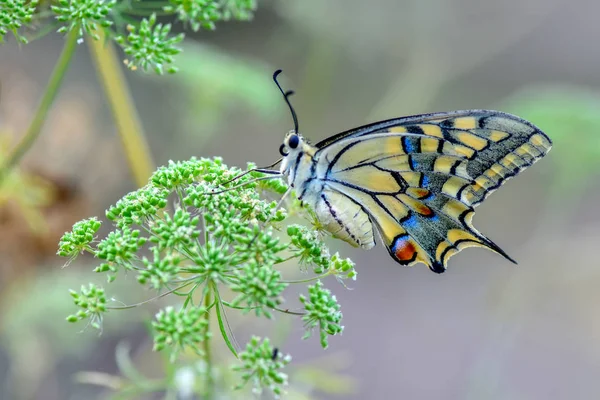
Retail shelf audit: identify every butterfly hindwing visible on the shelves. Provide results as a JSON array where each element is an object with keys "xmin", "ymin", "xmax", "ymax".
[
  {"xmin": 315, "ymin": 188, "xmax": 375, "ymax": 249},
  {"xmin": 314, "ymin": 110, "xmax": 552, "ymax": 272}
]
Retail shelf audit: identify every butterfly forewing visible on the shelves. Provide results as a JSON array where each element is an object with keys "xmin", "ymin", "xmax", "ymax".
[{"xmin": 313, "ymin": 110, "xmax": 552, "ymax": 273}]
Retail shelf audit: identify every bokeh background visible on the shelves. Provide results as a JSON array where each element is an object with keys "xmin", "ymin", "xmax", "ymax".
[{"xmin": 1, "ymin": 0, "xmax": 600, "ymax": 399}]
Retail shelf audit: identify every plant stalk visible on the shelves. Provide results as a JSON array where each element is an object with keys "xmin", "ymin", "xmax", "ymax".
[
  {"xmin": 204, "ymin": 285, "xmax": 214, "ymax": 399},
  {"xmin": 0, "ymin": 29, "xmax": 79, "ymax": 185},
  {"xmin": 87, "ymin": 30, "xmax": 154, "ymax": 187}
]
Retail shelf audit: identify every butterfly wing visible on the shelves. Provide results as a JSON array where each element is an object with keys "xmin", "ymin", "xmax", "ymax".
[{"xmin": 315, "ymin": 110, "xmax": 552, "ymax": 273}]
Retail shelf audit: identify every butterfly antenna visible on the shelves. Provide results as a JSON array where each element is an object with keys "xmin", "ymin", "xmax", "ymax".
[
  {"xmin": 273, "ymin": 69, "xmax": 299, "ymax": 134},
  {"xmin": 209, "ymin": 174, "xmax": 282, "ymax": 195},
  {"xmin": 218, "ymin": 158, "xmax": 282, "ymax": 187}
]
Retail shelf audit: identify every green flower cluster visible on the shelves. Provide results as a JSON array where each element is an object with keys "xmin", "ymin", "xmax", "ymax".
[
  {"xmin": 300, "ymin": 281, "xmax": 344, "ymax": 349},
  {"xmin": 0, "ymin": 0, "xmax": 38, "ymax": 43},
  {"xmin": 57, "ymin": 217, "xmax": 102, "ymax": 259},
  {"xmin": 52, "ymin": 0, "xmax": 116, "ymax": 41},
  {"xmin": 66, "ymin": 284, "xmax": 107, "ymax": 330},
  {"xmin": 59, "ymin": 157, "xmax": 355, "ymax": 396},
  {"xmin": 287, "ymin": 224, "xmax": 357, "ymax": 280},
  {"xmin": 95, "ymin": 227, "xmax": 147, "ymax": 281},
  {"xmin": 233, "ymin": 336, "xmax": 290, "ymax": 398},
  {"xmin": 115, "ymin": 14, "xmax": 184, "ymax": 75},
  {"xmin": 164, "ymin": 0, "xmax": 257, "ymax": 31},
  {"xmin": 153, "ymin": 306, "xmax": 211, "ymax": 362},
  {"xmin": 1, "ymin": 0, "xmax": 259, "ymax": 74}
]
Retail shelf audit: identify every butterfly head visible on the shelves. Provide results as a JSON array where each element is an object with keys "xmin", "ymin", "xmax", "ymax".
[
  {"xmin": 279, "ymin": 130, "xmax": 310, "ymax": 175},
  {"xmin": 279, "ymin": 130, "xmax": 304, "ymax": 156}
]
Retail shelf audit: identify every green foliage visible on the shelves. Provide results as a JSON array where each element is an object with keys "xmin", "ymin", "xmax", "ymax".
[
  {"xmin": 59, "ymin": 157, "xmax": 357, "ymax": 396},
  {"xmin": 1, "ymin": 0, "xmax": 259, "ymax": 74},
  {"xmin": 0, "ymin": 0, "xmax": 38, "ymax": 43},
  {"xmin": 233, "ymin": 336, "xmax": 290, "ymax": 398}
]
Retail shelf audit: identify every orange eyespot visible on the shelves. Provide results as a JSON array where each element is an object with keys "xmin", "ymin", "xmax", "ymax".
[{"xmin": 393, "ymin": 236, "xmax": 417, "ymax": 263}]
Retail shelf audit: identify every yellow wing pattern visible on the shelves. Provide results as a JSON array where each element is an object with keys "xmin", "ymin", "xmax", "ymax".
[{"xmin": 316, "ymin": 110, "xmax": 552, "ymax": 273}]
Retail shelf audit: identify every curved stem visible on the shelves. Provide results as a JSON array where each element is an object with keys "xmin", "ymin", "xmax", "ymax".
[
  {"xmin": 272, "ymin": 306, "xmax": 305, "ymax": 316},
  {"xmin": 87, "ymin": 30, "xmax": 154, "ymax": 187},
  {"xmin": 281, "ymin": 272, "xmax": 330, "ymax": 284},
  {"xmin": 0, "ymin": 29, "xmax": 79, "ymax": 185},
  {"xmin": 203, "ymin": 284, "xmax": 214, "ymax": 399},
  {"xmin": 106, "ymin": 282, "xmax": 192, "ymax": 310}
]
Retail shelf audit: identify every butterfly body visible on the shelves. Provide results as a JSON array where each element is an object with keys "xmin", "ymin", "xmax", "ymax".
[{"xmin": 278, "ymin": 109, "xmax": 552, "ymax": 273}]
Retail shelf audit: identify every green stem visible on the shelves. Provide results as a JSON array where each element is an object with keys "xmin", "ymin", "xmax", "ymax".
[
  {"xmin": 203, "ymin": 284, "xmax": 214, "ymax": 399},
  {"xmin": 87, "ymin": 30, "xmax": 154, "ymax": 187},
  {"xmin": 0, "ymin": 29, "xmax": 79, "ymax": 185},
  {"xmin": 106, "ymin": 282, "xmax": 192, "ymax": 310},
  {"xmin": 281, "ymin": 272, "xmax": 330, "ymax": 284}
]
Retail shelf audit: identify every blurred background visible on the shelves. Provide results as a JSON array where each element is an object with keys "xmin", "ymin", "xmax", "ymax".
[{"xmin": 1, "ymin": 0, "xmax": 599, "ymax": 398}]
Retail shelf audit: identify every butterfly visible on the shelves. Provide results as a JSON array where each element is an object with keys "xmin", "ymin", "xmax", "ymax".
[{"xmin": 238, "ymin": 70, "xmax": 552, "ymax": 274}]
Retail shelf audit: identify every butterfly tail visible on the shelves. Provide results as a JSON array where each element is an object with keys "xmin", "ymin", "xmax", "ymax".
[{"xmin": 477, "ymin": 234, "xmax": 518, "ymax": 265}]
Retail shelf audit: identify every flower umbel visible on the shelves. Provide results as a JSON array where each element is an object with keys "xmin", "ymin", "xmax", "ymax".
[
  {"xmin": 230, "ymin": 260, "xmax": 288, "ymax": 318},
  {"xmin": 221, "ymin": 0, "xmax": 257, "ymax": 21},
  {"xmin": 0, "ymin": 0, "xmax": 39, "ymax": 43},
  {"xmin": 52, "ymin": 0, "xmax": 116, "ymax": 41},
  {"xmin": 149, "ymin": 208, "xmax": 200, "ymax": 251},
  {"xmin": 115, "ymin": 13, "xmax": 184, "ymax": 75},
  {"xmin": 66, "ymin": 283, "xmax": 107, "ymax": 330},
  {"xmin": 61, "ymin": 157, "xmax": 357, "ymax": 397},
  {"xmin": 233, "ymin": 336, "xmax": 290, "ymax": 398},
  {"xmin": 153, "ymin": 306, "xmax": 211, "ymax": 362},
  {"xmin": 300, "ymin": 280, "xmax": 344, "ymax": 349},
  {"xmin": 287, "ymin": 224, "xmax": 330, "ymax": 272},
  {"xmin": 106, "ymin": 185, "xmax": 169, "ymax": 227},
  {"xmin": 164, "ymin": 0, "xmax": 221, "ymax": 31},
  {"xmin": 57, "ymin": 217, "xmax": 102, "ymax": 259},
  {"xmin": 139, "ymin": 248, "xmax": 181, "ymax": 289}
]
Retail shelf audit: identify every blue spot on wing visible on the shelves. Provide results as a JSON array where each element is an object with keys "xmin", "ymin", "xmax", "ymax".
[
  {"xmin": 404, "ymin": 138, "xmax": 417, "ymax": 153},
  {"xmin": 402, "ymin": 214, "xmax": 419, "ymax": 230},
  {"xmin": 421, "ymin": 174, "xmax": 430, "ymax": 187}
]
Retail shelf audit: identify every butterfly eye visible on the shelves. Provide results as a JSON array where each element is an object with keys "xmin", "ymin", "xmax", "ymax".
[
  {"xmin": 288, "ymin": 134, "xmax": 300, "ymax": 149},
  {"xmin": 279, "ymin": 143, "xmax": 288, "ymax": 156}
]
